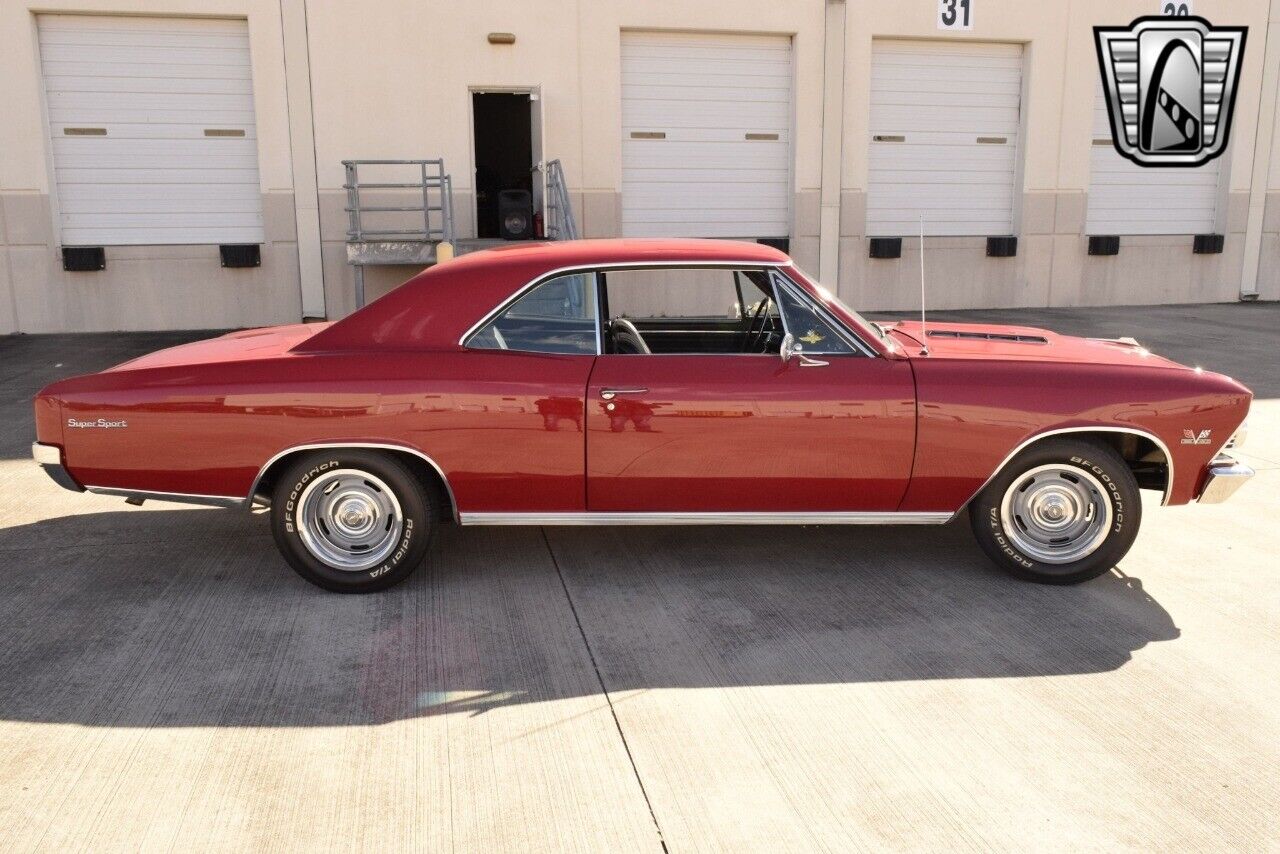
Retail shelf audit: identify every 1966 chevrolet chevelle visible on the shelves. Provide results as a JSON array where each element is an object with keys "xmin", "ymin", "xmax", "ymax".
[{"xmin": 33, "ymin": 239, "xmax": 1253, "ymax": 592}]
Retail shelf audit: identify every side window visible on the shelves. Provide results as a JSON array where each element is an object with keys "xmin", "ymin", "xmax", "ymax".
[
  {"xmin": 467, "ymin": 273, "xmax": 598, "ymax": 355},
  {"xmin": 602, "ymin": 267, "xmax": 782, "ymax": 355},
  {"xmin": 772, "ymin": 275, "xmax": 859, "ymax": 355}
]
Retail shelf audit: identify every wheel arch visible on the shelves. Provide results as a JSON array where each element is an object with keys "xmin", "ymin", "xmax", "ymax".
[
  {"xmin": 965, "ymin": 426, "xmax": 1173, "ymax": 508},
  {"xmin": 249, "ymin": 443, "xmax": 458, "ymax": 522}
]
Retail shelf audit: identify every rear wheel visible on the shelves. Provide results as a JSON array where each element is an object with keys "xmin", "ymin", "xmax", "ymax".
[
  {"xmin": 968, "ymin": 438, "xmax": 1141, "ymax": 584},
  {"xmin": 270, "ymin": 450, "xmax": 433, "ymax": 592}
]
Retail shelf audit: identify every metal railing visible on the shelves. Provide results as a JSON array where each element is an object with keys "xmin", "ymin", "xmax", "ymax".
[
  {"xmin": 342, "ymin": 159, "xmax": 455, "ymax": 244},
  {"xmin": 342, "ymin": 159, "xmax": 455, "ymax": 307},
  {"xmin": 545, "ymin": 159, "xmax": 578, "ymax": 240}
]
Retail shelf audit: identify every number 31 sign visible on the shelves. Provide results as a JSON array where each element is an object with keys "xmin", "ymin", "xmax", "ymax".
[{"xmin": 938, "ymin": 0, "xmax": 973, "ymax": 31}]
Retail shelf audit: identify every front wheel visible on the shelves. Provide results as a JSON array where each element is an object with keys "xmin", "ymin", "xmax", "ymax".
[
  {"xmin": 270, "ymin": 450, "xmax": 433, "ymax": 592},
  {"xmin": 968, "ymin": 438, "xmax": 1142, "ymax": 584}
]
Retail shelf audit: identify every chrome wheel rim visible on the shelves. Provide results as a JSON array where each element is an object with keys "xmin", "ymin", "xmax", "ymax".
[
  {"xmin": 296, "ymin": 469, "xmax": 403, "ymax": 571},
  {"xmin": 999, "ymin": 464, "xmax": 1112, "ymax": 565}
]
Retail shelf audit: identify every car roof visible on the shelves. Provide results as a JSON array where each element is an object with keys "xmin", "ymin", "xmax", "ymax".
[
  {"xmin": 441, "ymin": 237, "xmax": 790, "ymax": 270},
  {"xmin": 296, "ymin": 238, "xmax": 791, "ymax": 353}
]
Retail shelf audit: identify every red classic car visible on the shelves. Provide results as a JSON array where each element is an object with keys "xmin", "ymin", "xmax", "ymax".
[{"xmin": 33, "ymin": 239, "xmax": 1253, "ymax": 592}]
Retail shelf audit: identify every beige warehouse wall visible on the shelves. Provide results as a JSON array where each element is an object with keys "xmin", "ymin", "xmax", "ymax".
[
  {"xmin": 2, "ymin": 0, "xmax": 1276, "ymax": 331},
  {"xmin": 834, "ymin": 0, "xmax": 1273, "ymax": 311},
  {"xmin": 0, "ymin": 0, "xmax": 304, "ymax": 332},
  {"xmin": 303, "ymin": 0, "xmax": 827, "ymax": 313}
]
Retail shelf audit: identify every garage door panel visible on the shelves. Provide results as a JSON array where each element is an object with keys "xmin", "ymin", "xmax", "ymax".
[
  {"xmin": 53, "ymin": 138, "xmax": 258, "ymax": 158},
  {"xmin": 624, "ymin": 169, "xmax": 790, "ymax": 187},
  {"xmin": 46, "ymin": 90, "xmax": 255, "ymax": 113},
  {"xmin": 42, "ymin": 60, "xmax": 252, "ymax": 80},
  {"xmin": 47, "ymin": 106, "xmax": 258, "ymax": 127},
  {"xmin": 870, "ymin": 143, "xmax": 1017, "ymax": 165},
  {"xmin": 52, "ymin": 154, "xmax": 262, "ymax": 171},
  {"xmin": 624, "ymin": 189, "xmax": 792, "ymax": 209},
  {"xmin": 867, "ymin": 89, "xmax": 1023, "ymax": 109},
  {"xmin": 871, "ymin": 44, "xmax": 1023, "ymax": 63},
  {"xmin": 623, "ymin": 223, "xmax": 785, "ymax": 239},
  {"xmin": 39, "ymin": 14, "xmax": 264, "ymax": 246},
  {"xmin": 61, "ymin": 226, "xmax": 265, "ymax": 245},
  {"xmin": 59, "ymin": 197, "xmax": 264, "ymax": 215},
  {"xmin": 47, "ymin": 75, "xmax": 254, "ymax": 96},
  {"xmin": 871, "ymin": 69, "xmax": 1022, "ymax": 91},
  {"xmin": 868, "ymin": 40, "xmax": 1022, "ymax": 237},
  {"xmin": 61, "ymin": 182, "xmax": 262, "ymax": 200},
  {"xmin": 1085, "ymin": 84, "xmax": 1220, "ymax": 235},
  {"xmin": 871, "ymin": 106, "xmax": 1021, "ymax": 134},
  {"xmin": 870, "ymin": 171, "xmax": 1017, "ymax": 187},
  {"xmin": 38, "ymin": 42, "xmax": 249, "ymax": 67},
  {"xmin": 624, "ymin": 129, "xmax": 788, "ymax": 145},
  {"xmin": 624, "ymin": 102, "xmax": 789, "ymax": 128},
  {"xmin": 621, "ymin": 31, "xmax": 791, "ymax": 239},
  {"xmin": 866, "ymin": 183, "xmax": 1017, "ymax": 202},
  {"xmin": 624, "ymin": 148, "xmax": 787, "ymax": 172},
  {"xmin": 622, "ymin": 84, "xmax": 789, "ymax": 104},
  {"xmin": 50, "ymin": 123, "xmax": 257, "ymax": 141},
  {"xmin": 39, "ymin": 25, "xmax": 249, "ymax": 48}
]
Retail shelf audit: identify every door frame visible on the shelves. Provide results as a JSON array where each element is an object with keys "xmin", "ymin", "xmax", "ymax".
[{"xmin": 467, "ymin": 85, "xmax": 545, "ymax": 238}]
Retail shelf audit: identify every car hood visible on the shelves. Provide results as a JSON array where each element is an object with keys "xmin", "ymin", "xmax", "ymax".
[
  {"xmin": 884, "ymin": 320, "xmax": 1187, "ymax": 369},
  {"xmin": 107, "ymin": 323, "xmax": 332, "ymax": 372}
]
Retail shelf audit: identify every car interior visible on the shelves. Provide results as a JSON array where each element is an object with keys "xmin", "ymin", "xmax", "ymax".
[
  {"xmin": 467, "ymin": 265, "xmax": 859, "ymax": 357},
  {"xmin": 602, "ymin": 268, "xmax": 783, "ymax": 355}
]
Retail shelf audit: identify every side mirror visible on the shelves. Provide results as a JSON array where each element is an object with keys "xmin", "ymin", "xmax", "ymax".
[
  {"xmin": 779, "ymin": 333, "xmax": 797, "ymax": 364},
  {"xmin": 780, "ymin": 332, "xmax": 829, "ymax": 368}
]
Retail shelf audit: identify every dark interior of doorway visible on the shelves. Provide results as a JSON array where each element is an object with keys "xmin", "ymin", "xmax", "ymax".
[{"xmin": 473, "ymin": 92, "xmax": 533, "ymax": 239}]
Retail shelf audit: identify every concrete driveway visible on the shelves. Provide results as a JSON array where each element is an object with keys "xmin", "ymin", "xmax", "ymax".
[{"xmin": 0, "ymin": 304, "xmax": 1277, "ymax": 851}]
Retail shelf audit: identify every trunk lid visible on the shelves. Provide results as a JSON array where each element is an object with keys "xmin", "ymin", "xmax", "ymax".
[{"xmin": 106, "ymin": 323, "xmax": 331, "ymax": 372}]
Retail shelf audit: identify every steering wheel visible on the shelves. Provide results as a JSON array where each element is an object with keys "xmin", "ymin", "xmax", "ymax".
[
  {"xmin": 609, "ymin": 317, "xmax": 651, "ymax": 355},
  {"xmin": 742, "ymin": 298, "xmax": 774, "ymax": 353}
]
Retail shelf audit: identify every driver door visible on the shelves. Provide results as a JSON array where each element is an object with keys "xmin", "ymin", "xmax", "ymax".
[{"xmin": 585, "ymin": 267, "xmax": 916, "ymax": 513}]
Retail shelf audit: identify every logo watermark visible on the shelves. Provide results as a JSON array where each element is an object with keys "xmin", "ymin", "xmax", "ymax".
[{"xmin": 1095, "ymin": 16, "xmax": 1246, "ymax": 167}]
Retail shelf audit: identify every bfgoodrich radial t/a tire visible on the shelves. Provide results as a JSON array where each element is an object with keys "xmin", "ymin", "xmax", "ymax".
[
  {"xmin": 968, "ymin": 438, "xmax": 1142, "ymax": 585},
  {"xmin": 270, "ymin": 450, "xmax": 433, "ymax": 593}
]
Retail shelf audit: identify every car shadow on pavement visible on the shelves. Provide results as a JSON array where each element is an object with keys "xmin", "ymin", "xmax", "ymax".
[{"xmin": 0, "ymin": 508, "xmax": 1179, "ymax": 728}]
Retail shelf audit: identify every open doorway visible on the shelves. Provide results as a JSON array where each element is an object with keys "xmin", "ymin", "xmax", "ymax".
[{"xmin": 472, "ymin": 91, "xmax": 540, "ymax": 239}]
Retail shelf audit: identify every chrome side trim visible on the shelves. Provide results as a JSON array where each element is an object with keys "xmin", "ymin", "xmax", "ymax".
[
  {"xmin": 32, "ymin": 442, "xmax": 61, "ymax": 466},
  {"xmin": 459, "ymin": 511, "xmax": 953, "ymax": 526},
  {"xmin": 958, "ymin": 425, "xmax": 1176, "ymax": 508},
  {"xmin": 246, "ymin": 442, "xmax": 459, "ymax": 522},
  {"xmin": 84, "ymin": 486, "xmax": 245, "ymax": 508},
  {"xmin": 1197, "ymin": 455, "xmax": 1254, "ymax": 504},
  {"xmin": 457, "ymin": 259, "xmax": 788, "ymax": 348}
]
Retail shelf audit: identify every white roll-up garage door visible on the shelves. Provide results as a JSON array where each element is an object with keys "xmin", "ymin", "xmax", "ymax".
[
  {"xmin": 1085, "ymin": 85, "xmax": 1222, "ymax": 235},
  {"xmin": 620, "ymin": 32, "xmax": 792, "ymax": 238},
  {"xmin": 868, "ymin": 40, "xmax": 1023, "ymax": 237},
  {"xmin": 38, "ymin": 15, "xmax": 264, "ymax": 246}
]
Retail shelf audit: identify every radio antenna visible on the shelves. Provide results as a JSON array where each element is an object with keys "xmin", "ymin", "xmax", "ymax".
[{"xmin": 918, "ymin": 214, "xmax": 929, "ymax": 356}]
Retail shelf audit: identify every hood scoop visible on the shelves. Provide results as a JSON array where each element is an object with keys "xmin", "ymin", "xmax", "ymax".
[{"xmin": 927, "ymin": 329, "xmax": 1049, "ymax": 345}]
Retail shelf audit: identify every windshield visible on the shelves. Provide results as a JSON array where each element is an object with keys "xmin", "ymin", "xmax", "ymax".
[{"xmin": 785, "ymin": 266, "xmax": 888, "ymax": 342}]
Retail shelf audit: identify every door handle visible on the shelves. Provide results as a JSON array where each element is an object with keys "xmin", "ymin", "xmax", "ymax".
[{"xmin": 600, "ymin": 387, "xmax": 648, "ymax": 400}]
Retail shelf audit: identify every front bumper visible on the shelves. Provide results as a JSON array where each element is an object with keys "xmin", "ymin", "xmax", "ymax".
[
  {"xmin": 32, "ymin": 442, "xmax": 84, "ymax": 493},
  {"xmin": 1197, "ymin": 454, "xmax": 1254, "ymax": 504}
]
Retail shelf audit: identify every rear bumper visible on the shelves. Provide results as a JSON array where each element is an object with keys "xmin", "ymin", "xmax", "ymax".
[
  {"xmin": 32, "ymin": 442, "xmax": 84, "ymax": 493},
  {"xmin": 1197, "ymin": 454, "xmax": 1254, "ymax": 504}
]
